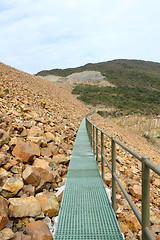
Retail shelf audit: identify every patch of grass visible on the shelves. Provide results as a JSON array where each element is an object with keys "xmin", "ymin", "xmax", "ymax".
[{"xmin": 72, "ymin": 84, "xmax": 160, "ymax": 116}]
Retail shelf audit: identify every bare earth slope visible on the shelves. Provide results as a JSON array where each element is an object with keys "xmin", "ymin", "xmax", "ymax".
[{"xmin": 0, "ymin": 62, "xmax": 159, "ymax": 240}]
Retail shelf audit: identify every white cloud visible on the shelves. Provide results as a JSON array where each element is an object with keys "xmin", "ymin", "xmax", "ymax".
[{"xmin": 0, "ymin": 0, "xmax": 160, "ymax": 73}]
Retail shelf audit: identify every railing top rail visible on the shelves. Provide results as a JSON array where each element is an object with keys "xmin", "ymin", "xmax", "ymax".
[
  {"xmin": 86, "ymin": 115, "xmax": 142, "ymax": 160},
  {"xmin": 86, "ymin": 116, "xmax": 112, "ymax": 139},
  {"xmin": 114, "ymin": 138, "xmax": 142, "ymax": 161},
  {"xmin": 86, "ymin": 112, "xmax": 160, "ymax": 175},
  {"xmin": 145, "ymin": 158, "xmax": 160, "ymax": 176}
]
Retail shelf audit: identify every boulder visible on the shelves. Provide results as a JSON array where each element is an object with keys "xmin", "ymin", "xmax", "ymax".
[
  {"xmin": 11, "ymin": 165, "xmax": 22, "ymax": 174},
  {"xmin": 27, "ymin": 136, "xmax": 47, "ymax": 147},
  {"xmin": 36, "ymin": 192, "xmax": 59, "ymax": 217},
  {"xmin": 129, "ymin": 185, "xmax": 141, "ymax": 200},
  {"xmin": 12, "ymin": 140, "xmax": 40, "ymax": 162},
  {"xmin": 0, "ymin": 129, "xmax": 10, "ymax": 147},
  {"xmin": 0, "ymin": 196, "xmax": 8, "ymax": 231},
  {"xmin": 40, "ymin": 147, "xmax": 52, "ymax": 157},
  {"xmin": 12, "ymin": 232, "xmax": 32, "ymax": 240},
  {"xmin": 0, "ymin": 153, "xmax": 8, "ymax": 166},
  {"xmin": 23, "ymin": 184, "xmax": 35, "ymax": 196},
  {"xmin": 3, "ymin": 158, "xmax": 18, "ymax": 171},
  {"xmin": 45, "ymin": 132, "xmax": 55, "ymax": 142},
  {"xmin": 0, "ymin": 228, "xmax": 14, "ymax": 240},
  {"xmin": 104, "ymin": 173, "xmax": 112, "ymax": 185},
  {"xmin": 8, "ymin": 196, "xmax": 41, "ymax": 218},
  {"xmin": 9, "ymin": 137, "xmax": 18, "ymax": 149},
  {"xmin": 0, "ymin": 168, "xmax": 10, "ymax": 186},
  {"xmin": 1, "ymin": 176, "xmax": 24, "ymax": 198},
  {"xmin": 22, "ymin": 165, "xmax": 40, "ymax": 187},
  {"xmin": 27, "ymin": 126, "xmax": 43, "ymax": 137},
  {"xmin": 123, "ymin": 212, "xmax": 141, "ymax": 232},
  {"xmin": 26, "ymin": 221, "xmax": 53, "ymax": 240},
  {"xmin": 32, "ymin": 158, "xmax": 54, "ymax": 183},
  {"xmin": 52, "ymin": 154, "xmax": 70, "ymax": 165}
]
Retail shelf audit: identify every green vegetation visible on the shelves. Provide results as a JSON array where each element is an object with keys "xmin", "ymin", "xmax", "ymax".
[
  {"xmin": 36, "ymin": 59, "xmax": 160, "ymax": 90},
  {"xmin": 72, "ymin": 84, "xmax": 160, "ymax": 116},
  {"xmin": 37, "ymin": 59, "xmax": 160, "ymax": 116}
]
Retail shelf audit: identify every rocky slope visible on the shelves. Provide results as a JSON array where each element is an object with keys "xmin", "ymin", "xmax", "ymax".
[{"xmin": 0, "ymin": 62, "xmax": 159, "ymax": 240}]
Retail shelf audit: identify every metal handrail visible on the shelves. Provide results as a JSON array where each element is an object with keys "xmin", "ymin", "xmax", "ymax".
[{"xmin": 85, "ymin": 115, "xmax": 160, "ymax": 240}]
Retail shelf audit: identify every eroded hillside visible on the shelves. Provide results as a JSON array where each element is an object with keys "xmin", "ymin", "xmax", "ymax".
[{"xmin": 0, "ymin": 62, "xmax": 159, "ymax": 240}]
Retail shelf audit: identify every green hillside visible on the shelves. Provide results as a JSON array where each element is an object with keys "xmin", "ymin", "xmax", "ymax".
[
  {"xmin": 37, "ymin": 59, "xmax": 160, "ymax": 116},
  {"xmin": 36, "ymin": 59, "xmax": 160, "ymax": 90}
]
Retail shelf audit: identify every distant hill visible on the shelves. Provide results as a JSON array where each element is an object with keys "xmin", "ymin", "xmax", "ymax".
[
  {"xmin": 36, "ymin": 59, "xmax": 160, "ymax": 90},
  {"xmin": 36, "ymin": 59, "xmax": 160, "ymax": 116}
]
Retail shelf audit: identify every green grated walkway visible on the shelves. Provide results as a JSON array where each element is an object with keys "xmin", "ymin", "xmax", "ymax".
[{"xmin": 54, "ymin": 119, "xmax": 123, "ymax": 240}]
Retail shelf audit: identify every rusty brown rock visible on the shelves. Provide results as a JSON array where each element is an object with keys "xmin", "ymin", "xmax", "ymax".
[
  {"xmin": 27, "ymin": 126, "xmax": 43, "ymax": 137},
  {"xmin": 1, "ymin": 176, "xmax": 24, "ymax": 198},
  {"xmin": 40, "ymin": 147, "xmax": 53, "ymax": 157},
  {"xmin": 45, "ymin": 132, "xmax": 55, "ymax": 142},
  {"xmin": 0, "ymin": 129, "xmax": 10, "ymax": 148},
  {"xmin": 22, "ymin": 165, "xmax": 40, "ymax": 187},
  {"xmin": 104, "ymin": 172, "xmax": 112, "ymax": 185},
  {"xmin": 153, "ymin": 178, "xmax": 160, "ymax": 188},
  {"xmin": 0, "ymin": 168, "xmax": 10, "ymax": 187},
  {"xmin": 0, "ymin": 228, "xmax": 14, "ymax": 240},
  {"xmin": 12, "ymin": 140, "xmax": 40, "ymax": 162},
  {"xmin": 52, "ymin": 154, "xmax": 70, "ymax": 165},
  {"xmin": 26, "ymin": 221, "xmax": 53, "ymax": 240},
  {"xmin": 129, "ymin": 185, "xmax": 141, "ymax": 200},
  {"xmin": 23, "ymin": 184, "xmax": 35, "ymax": 196},
  {"xmin": 12, "ymin": 232, "xmax": 32, "ymax": 240},
  {"xmin": 3, "ymin": 158, "xmax": 18, "ymax": 171},
  {"xmin": 36, "ymin": 192, "xmax": 59, "ymax": 217},
  {"xmin": 0, "ymin": 196, "xmax": 8, "ymax": 231},
  {"xmin": 32, "ymin": 158, "xmax": 55, "ymax": 183},
  {"xmin": 0, "ymin": 153, "xmax": 8, "ymax": 166}
]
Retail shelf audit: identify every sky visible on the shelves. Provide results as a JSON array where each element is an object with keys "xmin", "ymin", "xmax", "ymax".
[{"xmin": 0, "ymin": 0, "xmax": 160, "ymax": 74}]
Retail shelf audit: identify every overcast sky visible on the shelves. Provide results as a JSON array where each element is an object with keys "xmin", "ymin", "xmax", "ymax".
[{"xmin": 0, "ymin": 0, "xmax": 160, "ymax": 74}]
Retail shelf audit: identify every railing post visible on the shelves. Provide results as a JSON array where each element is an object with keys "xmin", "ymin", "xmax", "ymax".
[
  {"xmin": 96, "ymin": 128, "xmax": 98, "ymax": 164},
  {"xmin": 101, "ymin": 131, "xmax": 104, "ymax": 181},
  {"xmin": 93, "ymin": 125, "xmax": 95, "ymax": 155},
  {"xmin": 90, "ymin": 123, "xmax": 93, "ymax": 148},
  {"xmin": 86, "ymin": 119, "xmax": 88, "ymax": 133},
  {"xmin": 142, "ymin": 155, "xmax": 150, "ymax": 240},
  {"xmin": 111, "ymin": 137, "xmax": 116, "ymax": 213}
]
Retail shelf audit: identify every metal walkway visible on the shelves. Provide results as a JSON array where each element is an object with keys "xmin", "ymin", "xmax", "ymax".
[{"xmin": 54, "ymin": 119, "xmax": 123, "ymax": 240}]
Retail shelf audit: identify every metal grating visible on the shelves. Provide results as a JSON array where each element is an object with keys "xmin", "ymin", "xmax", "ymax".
[{"xmin": 54, "ymin": 119, "xmax": 123, "ymax": 240}]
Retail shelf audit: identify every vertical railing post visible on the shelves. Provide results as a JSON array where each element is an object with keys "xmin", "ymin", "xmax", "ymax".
[
  {"xmin": 101, "ymin": 131, "xmax": 104, "ymax": 181},
  {"xmin": 111, "ymin": 137, "xmax": 116, "ymax": 213},
  {"xmin": 86, "ymin": 119, "xmax": 88, "ymax": 134},
  {"xmin": 93, "ymin": 125, "xmax": 95, "ymax": 155},
  {"xmin": 90, "ymin": 123, "xmax": 93, "ymax": 148},
  {"xmin": 142, "ymin": 155, "xmax": 150, "ymax": 240},
  {"xmin": 96, "ymin": 128, "xmax": 98, "ymax": 164}
]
